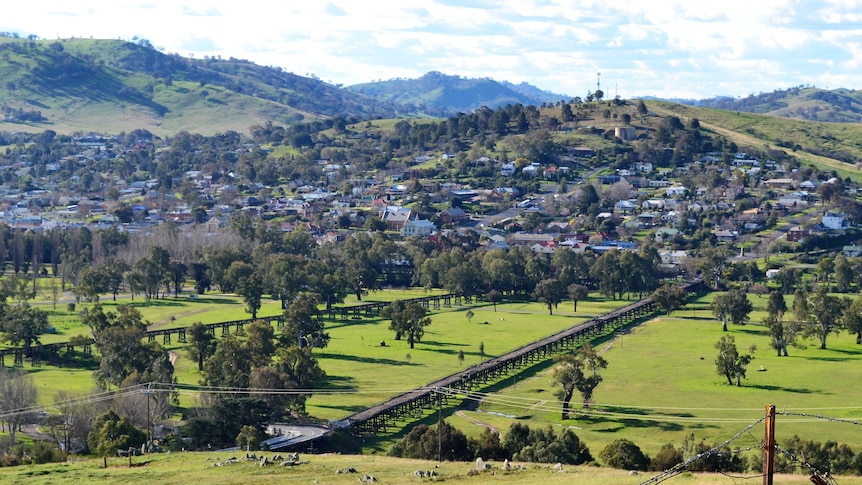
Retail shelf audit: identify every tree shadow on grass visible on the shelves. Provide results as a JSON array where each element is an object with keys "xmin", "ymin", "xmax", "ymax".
[
  {"xmin": 804, "ymin": 356, "xmax": 855, "ymax": 363},
  {"xmin": 419, "ymin": 340, "xmax": 470, "ymax": 348},
  {"xmin": 584, "ymin": 416, "xmax": 687, "ymax": 432},
  {"xmin": 313, "ymin": 403, "xmax": 367, "ymax": 413},
  {"xmin": 320, "ymin": 374, "xmax": 357, "ymax": 391},
  {"xmin": 746, "ymin": 384, "xmax": 818, "ymax": 394},
  {"xmin": 591, "ymin": 420, "xmax": 714, "ymax": 434},
  {"xmin": 315, "ymin": 352, "xmax": 417, "ymax": 367},
  {"xmin": 326, "ymin": 318, "xmax": 380, "ymax": 330}
]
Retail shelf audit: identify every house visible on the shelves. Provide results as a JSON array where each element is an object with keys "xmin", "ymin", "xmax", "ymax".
[
  {"xmin": 637, "ymin": 212, "xmax": 658, "ymax": 227},
  {"xmin": 500, "ymin": 162, "xmax": 516, "ymax": 176},
  {"xmin": 614, "ymin": 200, "xmax": 636, "ymax": 214},
  {"xmin": 437, "ymin": 207, "xmax": 468, "ymax": 225},
  {"xmin": 634, "ymin": 162, "xmax": 653, "ymax": 173},
  {"xmin": 665, "ymin": 185, "xmax": 687, "ymax": 197},
  {"xmin": 659, "ymin": 250, "xmax": 688, "ymax": 266},
  {"xmin": 823, "ymin": 212, "xmax": 850, "ymax": 231},
  {"xmin": 843, "ymin": 245, "xmax": 862, "ymax": 257},
  {"xmin": 598, "ymin": 175, "xmax": 622, "ymax": 185},
  {"xmin": 522, "ymin": 163, "xmax": 540, "ymax": 177},
  {"xmin": 654, "ymin": 227, "xmax": 680, "ymax": 242},
  {"xmin": 642, "ymin": 199, "xmax": 664, "ymax": 211},
  {"xmin": 381, "ymin": 206, "xmax": 412, "ymax": 230},
  {"xmin": 714, "ymin": 229, "xmax": 739, "ymax": 243},
  {"xmin": 401, "ymin": 219, "xmax": 436, "ymax": 237},
  {"xmin": 571, "ymin": 146, "xmax": 595, "ymax": 158},
  {"xmin": 786, "ymin": 226, "xmax": 808, "ymax": 243},
  {"xmin": 764, "ymin": 178, "xmax": 795, "ymax": 189},
  {"xmin": 530, "ymin": 241, "xmax": 557, "ymax": 255}
]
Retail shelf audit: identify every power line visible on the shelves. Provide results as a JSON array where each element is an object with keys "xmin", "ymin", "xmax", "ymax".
[
  {"xmin": 639, "ymin": 417, "xmax": 767, "ymax": 485},
  {"xmin": 778, "ymin": 411, "xmax": 862, "ymax": 427}
]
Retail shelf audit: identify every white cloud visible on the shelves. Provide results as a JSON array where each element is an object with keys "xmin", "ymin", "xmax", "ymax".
[{"xmin": 1, "ymin": 0, "xmax": 860, "ymax": 98}]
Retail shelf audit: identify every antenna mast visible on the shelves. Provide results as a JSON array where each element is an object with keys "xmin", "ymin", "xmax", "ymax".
[{"xmin": 597, "ymin": 72, "xmax": 601, "ymax": 93}]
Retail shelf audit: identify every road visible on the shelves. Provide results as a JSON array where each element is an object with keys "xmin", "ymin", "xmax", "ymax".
[{"xmin": 262, "ymin": 424, "xmax": 330, "ymax": 451}]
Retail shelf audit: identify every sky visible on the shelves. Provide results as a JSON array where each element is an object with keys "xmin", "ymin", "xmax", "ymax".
[{"xmin": 4, "ymin": 0, "xmax": 862, "ymax": 100}]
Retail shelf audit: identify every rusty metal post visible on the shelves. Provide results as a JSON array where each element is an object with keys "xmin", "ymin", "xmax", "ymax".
[{"xmin": 763, "ymin": 404, "xmax": 776, "ymax": 485}]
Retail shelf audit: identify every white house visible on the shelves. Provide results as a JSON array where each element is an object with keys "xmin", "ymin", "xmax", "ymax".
[
  {"xmin": 822, "ymin": 212, "xmax": 850, "ymax": 231},
  {"xmin": 521, "ymin": 163, "xmax": 541, "ymax": 177},
  {"xmin": 500, "ymin": 162, "xmax": 516, "ymax": 176},
  {"xmin": 665, "ymin": 185, "xmax": 687, "ymax": 197},
  {"xmin": 401, "ymin": 219, "xmax": 436, "ymax": 237},
  {"xmin": 614, "ymin": 200, "xmax": 636, "ymax": 214}
]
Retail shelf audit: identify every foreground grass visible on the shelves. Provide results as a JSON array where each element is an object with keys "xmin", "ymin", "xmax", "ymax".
[{"xmin": 0, "ymin": 452, "xmax": 854, "ymax": 485}]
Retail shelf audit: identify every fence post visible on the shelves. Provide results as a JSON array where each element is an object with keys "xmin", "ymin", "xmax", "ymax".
[{"xmin": 763, "ymin": 404, "xmax": 775, "ymax": 485}]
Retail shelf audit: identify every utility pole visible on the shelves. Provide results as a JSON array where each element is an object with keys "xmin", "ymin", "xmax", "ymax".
[{"xmin": 763, "ymin": 404, "xmax": 776, "ymax": 485}]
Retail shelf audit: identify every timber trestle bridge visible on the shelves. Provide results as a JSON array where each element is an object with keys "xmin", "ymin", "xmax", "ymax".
[
  {"xmin": 341, "ymin": 279, "xmax": 703, "ymax": 436},
  {"xmin": 0, "ymin": 291, "xmax": 469, "ymax": 368}
]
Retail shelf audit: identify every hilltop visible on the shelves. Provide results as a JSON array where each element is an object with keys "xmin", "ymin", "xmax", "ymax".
[
  {"xmin": 347, "ymin": 71, "xmax": 568, "ymax": 114},
  {"xmin": 0, "ymin": 36, "xmax": 399, "ymax": 136},
  {"xmin": 670, "ymin": 86, "xmax": 862, "ymax": 123}
]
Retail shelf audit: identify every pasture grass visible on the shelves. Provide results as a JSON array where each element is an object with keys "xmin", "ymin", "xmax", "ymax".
[
  {"xmin": 19, "ymin": 290, "xmax": 627, "ymax": 417},
  {"xmin": 474, "ymin": 291, "xmax": 862, "ymax": 461},
  {"xmin": 0, "ymin": 450, "xmax": 854, "ymax": 484}
]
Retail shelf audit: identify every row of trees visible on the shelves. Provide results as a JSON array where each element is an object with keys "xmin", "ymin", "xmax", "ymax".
[{"xmin": 389, "ymin": 421, "xmax": 592, "ymax": 465}]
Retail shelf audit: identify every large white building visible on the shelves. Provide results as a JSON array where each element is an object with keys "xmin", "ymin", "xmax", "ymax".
[{"xmin": 401, "ymin": 219, "xmax": 436, "ymax": 237}]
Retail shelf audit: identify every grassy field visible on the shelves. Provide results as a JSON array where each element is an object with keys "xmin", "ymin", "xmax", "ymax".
[
  {"xmin": 14, "ymin": 288, "xmax": 629, "ymax": 418},
  {"xmin": 0, "ymin": 451, "xmax": 855, "ymax": 485},
  {"xmin": 470, "ymin": 291, "xmax": 862, "ymax": 462}
]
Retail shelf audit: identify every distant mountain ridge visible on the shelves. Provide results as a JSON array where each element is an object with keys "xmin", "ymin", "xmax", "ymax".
[
  {"xmin": 650, "ymin": 87, "xmax": 862, "ymax": 123},
  {"xmin": 347, "ymin": 71, "xmax": 569, "ymax": 114}
]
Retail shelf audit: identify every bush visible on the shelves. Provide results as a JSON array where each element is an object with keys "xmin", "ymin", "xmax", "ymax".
[
  {"xmin": 472, "ymin": 427, "xmax": 507, "ymax": 461},
  {"xmin": 67, "ymin": 303, "xmax": 76, "ymax": 312},
  {"xmin": 599, "ymin": 439, "xmax": 649, "ymax": 471},
  {"xmin": 511, "ymin": 425, "xmax": 592, "ymax": 465},
  {"xmin": 389, "ymin": 422, "xmax": 471, "ymax": 461},
  {"xmin": 686, "ymin": 441, "xmax": 747, "ymax": 473},
  {"xmin": 649, "ymin": 443, "xmax": 683, "ymax": 471},
  {"xmin": 236, "ymin": 425, "xmax": 266, "ymax": 451}
]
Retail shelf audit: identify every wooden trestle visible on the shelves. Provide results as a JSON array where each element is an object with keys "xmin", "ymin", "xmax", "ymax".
[{"xmin": 342, "ymin": 280, "xmax": 703, "ymax": 436}]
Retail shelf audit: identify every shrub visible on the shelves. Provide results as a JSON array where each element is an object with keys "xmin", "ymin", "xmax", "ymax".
[
  {"xmin": 649, "ymin": 443, "xmax": 683, "ymax": 471},
  {"xmin": 600, "ymin": 438, "xmax": 649, "ymax": 471},
  {"xmin": 389, "ymin": 422, "xmax": 471, "ymax": 461},
  {"xmin": 686, "ymin": 441, "xmax": 747, "ymax": 473},
  {"xmin": 511, "ymin": 425, "xmax": 592, "ymax": 465}
]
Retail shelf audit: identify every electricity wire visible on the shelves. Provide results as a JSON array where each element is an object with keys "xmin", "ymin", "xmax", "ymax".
[{"xmin": 638, "ymin": 416, "xmax": 767, "ymax": 485}]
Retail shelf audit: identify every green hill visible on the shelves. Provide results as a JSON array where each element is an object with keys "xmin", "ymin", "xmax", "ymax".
[
  {"xmin": 648, "ymin": 101, "xmax": 862, "ymax": 179},
  {"xmin": 685, "ymin": 87, "xmax": 862, "ymax": 123},
  {"xmin": 347, "ymin": 71, "xmax": 567, "ymax": 114},
  {"xmin": 0, "ymin": 36, "xmax": 398, "ymax": 135}
]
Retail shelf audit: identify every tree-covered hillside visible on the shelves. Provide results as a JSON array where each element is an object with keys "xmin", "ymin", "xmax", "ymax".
[{"xmin": 347, "ymin": 71, "xmax": 568, "ymax": 115}]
